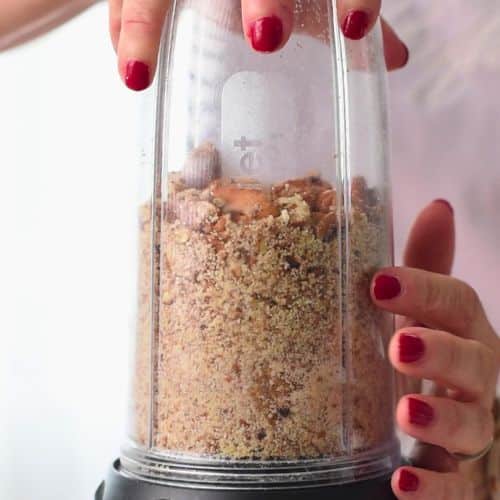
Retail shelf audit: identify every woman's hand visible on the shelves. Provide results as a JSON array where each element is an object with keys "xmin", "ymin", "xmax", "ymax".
[
  {"xmin": 109, "ymin": 0, "xmax": 409, "ymax": 91},
  {"xmin": 371, "ymin": 200, "xmax": 500, "ymax": 499}
]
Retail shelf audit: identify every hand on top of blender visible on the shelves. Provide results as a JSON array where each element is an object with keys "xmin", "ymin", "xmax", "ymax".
[
  {"xmin": 109, "ymin": 0, "xmax": 409, "ymax": 91},
  {"xmin": 370, "ymin": 200, "xmax": 500, "ymax": 499}
]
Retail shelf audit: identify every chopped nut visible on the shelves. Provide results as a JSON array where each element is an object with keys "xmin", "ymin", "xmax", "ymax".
[
  {"xmin": 351, "ymin": 176, "xmax": 368, "ymax": 212},
  {"xmin": 213, "ymin": 216, "xmax": 227, "ymax": 233},
  {"xmin": 136, "ymin": 171, "xmax": 391, "ymax": 460},
  {"xmin": 174, "ymin": 226, "xmax": 191, "ymax": 243},
  {"xmin": 284, "ymin": 255, "xmax": 301, "ymax": 270},
  {"xmin": 277, "ymin": 407, "xmax": 291, "ymax": 418},
  {"xmin": 162, "ymin": 291, "xmax": 174, "ymax": 305},
  {"xmin": 277, "ymin": 195, "xmax": 311, "ymax": 225},
  {"xmin": 256, "ymin": 429, "xmax": 267, "ymax": 441},
  {"xmin": 212, "ymin": 183, "xmax": 278, "ymax": 219},
  {"xmin": 229, "ymin": 261, "xmax": 242, "ymax": 278},
  {"xmin": 182, "ymin": 142, "xmax": 221, "ymax": 190},
  {"xmin": 177, "ymin": 199, "xmax": 219, "ymax": 230},
  {"xmin": 273, "ymin": 176, "xmax": 332, "ymax": 209},
  {"xmin": 317, "ymin": 189, "xmax": 336, "ymax": 213},
  {"xmin": 314, "ymin": 212, "xmax": 337, "ymax": 242}
]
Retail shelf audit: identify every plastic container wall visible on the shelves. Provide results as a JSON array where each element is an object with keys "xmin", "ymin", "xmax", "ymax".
[{"xmin": 124, "ymin": 0, "xmax": 398, "ymax": 489}]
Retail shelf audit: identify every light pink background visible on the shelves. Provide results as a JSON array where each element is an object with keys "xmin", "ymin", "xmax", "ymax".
[{"xmin": 385, "ymin": 0, "xmax": 500, "ymax": 333}]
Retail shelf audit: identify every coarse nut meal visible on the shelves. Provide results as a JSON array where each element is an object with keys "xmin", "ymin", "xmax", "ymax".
[{"xmin": 133, "ymin": 142, "xmax": 393, "ymax": 460}]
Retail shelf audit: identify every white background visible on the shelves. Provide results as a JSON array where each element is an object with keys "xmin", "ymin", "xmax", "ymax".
[
  {"xmin": 0, "ymin": 4, "xmax": 136, "ymax": 498},
  {"xmin": 0, "ymin": 2, "xmax": 499, "ymax": 499}
]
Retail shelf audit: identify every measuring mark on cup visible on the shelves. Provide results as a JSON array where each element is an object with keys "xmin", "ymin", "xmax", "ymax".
[{"xmin": 234, "ymin": 136, "xmax": 263, "ymax": 174}]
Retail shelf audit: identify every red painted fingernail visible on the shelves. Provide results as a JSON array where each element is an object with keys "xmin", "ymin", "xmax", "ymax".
[
  {"xmin": 125, "ymin": 61, "xmax": 150, "ymax": 91},
  {"xmin": 403, "ymin": 44, "xmax": 410, "ymax": 66},
  {"xmin": 342, "ymin": 10, "xmax": 370, "ymax": 40},
  {"xmin": 399, "ymin": 469, "xmax": 419, "ymax": 492},
  {"xmin": 374, "ymin": 275, "xmax": 401, "ymax": 300},
  {"xmin": 408, "ymin": 397, "xmax": 434, "ymax": 427},
  {"xmin": 399, "ymin": 334, "xmax": 425, "ymax": 363},
  {"xmin": 434, "ymin": 199, "xmax": 454, "ymax": 216},
  {"xmin": 249, "ymin": 16, "xmax": 283, "ymax": 52}
]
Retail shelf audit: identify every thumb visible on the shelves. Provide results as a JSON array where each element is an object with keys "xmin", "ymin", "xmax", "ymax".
[{"xmin": 403, "ymin": 199, "xmax": 455, "ymax": 275}]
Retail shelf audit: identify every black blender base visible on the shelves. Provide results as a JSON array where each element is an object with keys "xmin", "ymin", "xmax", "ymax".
[{"xmin": 96, "ymin": 460, "xmax": 396, "ymax": 500}]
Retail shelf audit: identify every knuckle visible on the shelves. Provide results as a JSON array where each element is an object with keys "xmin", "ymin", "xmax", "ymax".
[
  {"xmin": 475, "ymin": 342, "xmax": 497, "ymax": 387},
  {"xmin": 122, "ymin": 6, "xmax": 159, "ymax": 35},
  {"xmin": 443, "ymin": 337, "xmax": 460, "ymax": 377},
  {"xmin": 477, "ymin": 405, "xmax": 494, "ymax": 448},
  {"xmin": 445, "ymin": 402, "xmax": 463, "ymax": 443},
  {"xmin": 421, "ymin": 276, "xmax": 442, "ymax": 314},
  {"xmin": 456, "ymin": 281, "xmax": 481, "ymax": 332},
  {"xmin": 468, "ymin": 341, "xmax": 492, "ymax": 395}
]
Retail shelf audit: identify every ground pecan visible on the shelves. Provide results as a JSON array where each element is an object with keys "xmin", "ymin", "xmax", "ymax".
[{"xmin": 211, "ymin": 182, "xmax": 278, "ymax": 219}]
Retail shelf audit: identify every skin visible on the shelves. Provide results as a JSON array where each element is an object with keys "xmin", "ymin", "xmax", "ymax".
[
  {"xmin": 1, "ymin": 2, "xmax": 498, "ymax": 497},
  {"xmin": 109, "ymin": 0, "xmax": 409, "ymax": 88},
  {"xmin": 379, "ymin": 200, "xmax": 500, "ymax": 499},
  {"xmin": 0, "ymin": 0, "xmax": 96, "ymax": 51}
]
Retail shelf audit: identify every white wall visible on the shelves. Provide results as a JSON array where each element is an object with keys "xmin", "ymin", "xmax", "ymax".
[{"xmin": 0, "ymin": 4, "xmax": 135, "ymax": 498}]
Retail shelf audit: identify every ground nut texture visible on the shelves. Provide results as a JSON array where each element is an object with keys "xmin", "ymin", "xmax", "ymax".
[{"xmin": 133, "ymin": 172, "xmax": 393, "ymax": 460}]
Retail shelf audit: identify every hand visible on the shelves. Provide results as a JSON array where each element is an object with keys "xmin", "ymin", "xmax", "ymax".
[
  {"xmin": 109, "ymin": 0, "xmax": 409, "ymax": 91},
  {"xmin": 371, "ymin": 200, "xmax": 500, "ymax": 499}
]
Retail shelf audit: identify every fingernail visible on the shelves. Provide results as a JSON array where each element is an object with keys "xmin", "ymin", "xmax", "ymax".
[
  {"xmin": 249, "ymin": 16, "xmax": 283, "ymax": 52},
  {"xmin": 434, "ymin": 199, "xmax": 454, "ymax": 216},
  {"xmin": 399, "ymin": 334, "xmax": 425, "ymax": 363},
  {"xmin": 125, "ymin": 61, "xmax": 150, "ymax": 91},
  {"xmin": 408, "ymin": 397, "xmax": 434, "ymax": 427},
  {"xmin": 399, "ymin": 469, "xmax": 419, "ymax": 492},
  {"xmin": 402, "ymin": 44, "xmax": 410, "ymax": 66},
  {"xmin": 373, "ymin": 275, "xmax": 401, "ymax": 300},
  {"xmin": 342, "ymin": 10, "xmax": 370, "ymax": 40}
]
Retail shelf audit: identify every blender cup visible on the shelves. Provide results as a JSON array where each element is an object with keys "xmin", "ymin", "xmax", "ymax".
[{"xmin": 98, "ymin": 0, "xmax": 400, "ymax": 498}]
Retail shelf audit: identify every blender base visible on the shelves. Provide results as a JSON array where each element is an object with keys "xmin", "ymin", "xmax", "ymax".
[{"xmin": 96, "ymin": 460, "xmax": 397, "ymax": 500}]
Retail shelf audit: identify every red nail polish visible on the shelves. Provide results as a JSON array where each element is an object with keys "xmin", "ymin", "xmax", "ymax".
[
  {"xmin": 399, "ymin": 334, "xmax": 425, "ymax": 363},
  {"xmin": 408, "ymin": 397, "xmax": 434, "ymax": 427},
  {"xmin": 249, "ymin": 16, "xmax": 283, "ymax": 52},
  {"xmin": 373, "ymin": 275, "xmax": 401, "ymax": 300},
  {"xmin": 342, "ymin": 10, "xmax": 369, "ymax": 40},
  {"xmin": 125, "ymin": 61, "xmax": 150, "ymax": 91},
  {"xmin": 434, "ymin": 199, "xmax": 454, "ymax": 216},
  {"xmin": 399, "ymin": 469, "xmax": 419, "ymax": 492},
  {"xmin": 402, "ymin": 44, "xmax": 410, "ymax": 66}
]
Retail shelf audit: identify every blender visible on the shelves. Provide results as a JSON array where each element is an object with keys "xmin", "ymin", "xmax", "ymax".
[{"xmin": 97, "ymin": 0, "xmax": 399, "ymax": 498}]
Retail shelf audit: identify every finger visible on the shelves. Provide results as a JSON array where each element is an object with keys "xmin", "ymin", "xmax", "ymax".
[
  {"xmin": 371, "ymin": 267, "xmax": 486, "ymax": 339},
  {"xmin": 118, "ymin": 0, "xmax": 170, "ymax": 91},
  {"xmin": 109, "ymin": 0, "xmax": 123, "ymax": 52},
  {"xmin": 381, "ymin": 19, "xmax": 409, "ymax": 71},
  {"xmin": 338, "ymin": 0, "xmax": 381, "ymax": 40},
  {"xmin": 397, "ymin": 199, "xmax": 455, "ymax": 334},
  {"xmin": 396, "ymin": 395, "xmax": 494, "ymax": 456},
  {"xmin": 390, "ymin": 328, "xmax": 498, "ymax": 402},
  {"xmin": 403, "ymin": 199, "xmax": 455, "ymax": 275},
  {"xmin": 392, "ymin": 467, "xmax": 473, "ymax": 499},
  {"xmin": 410, "ymin": 442, "xmax": 458, "ymax": 473},
  {"xmin": 241, "ymin": 0, "xmax": 294, "ymax": 53}
]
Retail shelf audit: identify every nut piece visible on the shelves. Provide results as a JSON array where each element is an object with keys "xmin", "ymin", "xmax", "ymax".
[
  {"xmin": 183, "ymin": 142, "xmax": 221, "ymax": 190},
  {"xmin": 211, "ymin": 182, "xmax": 278, "ymax": 219},
  {"xmin": 277, "ymin": 195, "xmax": 311, "ymax": 225},
  {"xmin": 351, "ymin": 176, "xmax": 368, "ymax": 213},
  {"xmin": 317, "ymin": 189, "xmax": 336, "ymax": 213},
  {"xmin": 166, "ymin": 173, "xmax": 187, "ymax": 219},
  {"xmin": 177, "ymin": 199, "xmax": 219, "ymax": 229},
  {"xmin": 313, "ymin": 212, "xmax": 337, "ymax": 242},
  {"xmin": 273, "ymin": 176, "xmax": 332, "ymax": 209}
]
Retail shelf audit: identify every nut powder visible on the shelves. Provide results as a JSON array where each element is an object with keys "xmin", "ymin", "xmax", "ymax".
[{"xmin": 133, "ymin": 161, "xmax": 393, "ymax": 459}]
